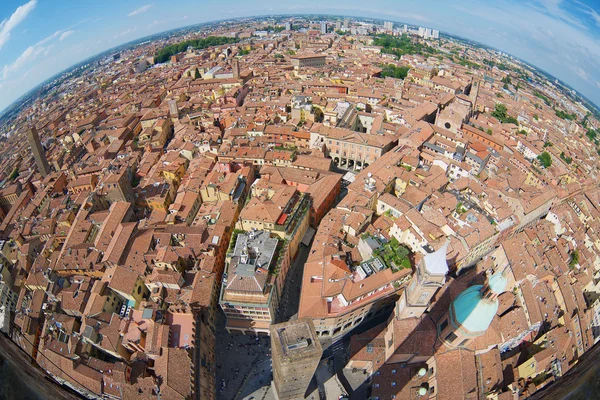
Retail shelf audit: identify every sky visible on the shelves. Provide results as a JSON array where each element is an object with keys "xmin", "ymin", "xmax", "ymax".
[{"xmin": 1, "ymin": 0, "xmax": 600, "ymax": 112}]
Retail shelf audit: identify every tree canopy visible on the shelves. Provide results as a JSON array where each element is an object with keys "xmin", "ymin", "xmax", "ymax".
[
  {"xmin": 373, "ymin": 34, "xmax": 438, "ymax": 58},
  {"xmin": 380, "ymin": 64, "xmax": 410, "ymax": 79},
  {"xmin": 586, "ymin": 129, "xmax": 598, "ymax": 141},
  {"xmin": 554, "ymin": 109, "xmax": 577, "ymax": 121},
  {"xmin": 491, "ymin": 103, "xmax": 519, "ymax": 124},
  {"xmin": 155, "ymin": 36, "xmax": 238, "ymax": 63},
  {"xmin": 538, "ymin": 151, "xmax": 552, "ymax": 168}
]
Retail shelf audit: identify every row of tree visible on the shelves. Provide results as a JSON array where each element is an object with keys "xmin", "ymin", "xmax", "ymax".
[
  {"xmin": 373, "ymin": 34, "xmax": 437, "ymax": 58},
  {"xmin": 554, "ymin": 109, "xmax": 577, "ymax": 121},
  {"xmin": 155, "ymin": 36, "xmax": 239, "ymax": 63}
]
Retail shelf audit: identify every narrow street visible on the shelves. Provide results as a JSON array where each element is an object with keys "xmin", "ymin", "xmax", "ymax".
[{"xmin": 276, "ymin": 244, "xmax": 310, "ymax": 322}]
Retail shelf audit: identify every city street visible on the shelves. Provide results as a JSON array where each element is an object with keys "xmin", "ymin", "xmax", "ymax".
[
  {"xmin": 276, "ymin": 244, "xmax": 310, "ymax": 322},
  {"xmin": 215, "ymin": 315, "xmax": 272, "ymax": 400},
  {"xmin": 215, "ymin": 243, "xmax": 311, "ymax": 400}
]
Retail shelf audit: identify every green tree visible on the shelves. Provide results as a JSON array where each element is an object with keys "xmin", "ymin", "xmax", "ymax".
[
  {"xmin": 373, "ymin": 34, "xmax": 438, "ymax": 58},
  {"xmin": 560, "ymin": 152, "xmax": 572, "ymax": 164},
  {"xmin": 569, "ymin": 249, "xmax": 579, "ymax": 268},
  {"xmin": 492, "ymin": 103, "xmax": 508, "ymax": 120},
  {"xmin": 554, "ymin": 109, "xmax": 576, "ymax": 121},
  {"xmin": 313, "ymin": 107, "xmax": 324, "ymax": 123},
  {"xmin": 8, "ymin": 167, "xmax": 19, "ymax": 181},
  {"xmin": 586, "ymin": 129, "xmax": 597, "ymax": 141},
  {"xmin": 486, "ymin": 128, "xmax": 493, "ymax": 135},
  {"xmin": 380, "ymin": 64, "xmax": 410, "ymax": 79},
  {"xmin": 155, "ymin": 36, "xmax": 238, "ymax": 63},
  {"xmin": 533, "ymin": 91, "xmax": 551, "ymax": 107},
  {"xmin": 537, "ymin": 151, "xmax": 552, "ymax": 168},
  {"xmin": 491, "ymin": 103, "xmax": 518, "ymax": 124},
  {"xmin": 533, "ymin": 114, "xmax": 539, "ymax": 121}
]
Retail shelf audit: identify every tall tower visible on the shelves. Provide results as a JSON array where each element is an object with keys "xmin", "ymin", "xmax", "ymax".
[
  {"xmin": 232, "ymin": 59, "xmax": 240, "ymax": 79},
  {"xmin": 168, "ymin": 99, "xmax": 179, "ymax": 119},
  {"xmin": 437, "ymin": 272, "xmax": 507, "ymax": 348},
  {"xmin": 27, "ymin": 126, "xmax": 51, "ymax": 177},
  {"xmin": 271, "ymin": 318, "xmax": 322, "ymax": 400},
  {"xmin": 320, "ymin": 22, "xmax": 327, "ymax": 35},
  {"xmin": 469, "ymin": 77, "xmax": 481, "ymax": 115},
  {"xmin": 396, "ymin": 242, "xmax": 449, "ymax": 319}
]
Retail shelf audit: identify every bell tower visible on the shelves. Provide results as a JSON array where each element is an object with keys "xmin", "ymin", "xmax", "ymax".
[{"xmin": 396, "ymin": 241, "xmax": 449, "ymax": 319}]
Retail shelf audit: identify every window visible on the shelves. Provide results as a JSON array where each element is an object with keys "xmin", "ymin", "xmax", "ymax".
[
  {"xmin": 391, "ymin": 369, "xmax": 397, "ymax": 374},
  {"xmin": 367, "ymin": 343, "xmax": 374, "ymax": 353},
  {"xmin": 439, "ymin": 319, "xmax": 448, "ymax": 332},
  {"xmin": 458, "ymin": 339, "xmax": 469, "ymax": 347},
  {"xmin": 391, "ymin": 382, "xmax": 396, "ymax": 386},
  {"xmin": 137, "ymin": 285, "xmax": 142, "ymax": 295},
  {"xmin": 445, "ymin": 332, "xmax": 458, "ymax": 343}
]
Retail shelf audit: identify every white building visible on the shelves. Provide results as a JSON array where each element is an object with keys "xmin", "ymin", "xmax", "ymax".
[{"xmin": 320, "ymin": 22, "xmax": 327, "ymax": 34}]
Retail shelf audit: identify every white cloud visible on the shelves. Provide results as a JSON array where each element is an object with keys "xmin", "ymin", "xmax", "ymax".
[
  {"xmin": 573, "ymin": 0, "xmax": 600, "ymax": 26},
  {"xmin": 0, "ymin": 0, "xmax": 37, "ymax": 50},
  {"xmin": 1, "ymin": 27, "xmax": 73, "ymax": 81},
  {"xmin": 37, "ymin": 30, "xmax": 61, "ymax": 46},
  {"xmin": 2, "ymin": 44, "xmax": 44, "ymax": 79},
  {"xmin": 533, "ymin": 0, "xmax": 588, "ymax": 29},
  {"xmin": 571, "ymin": 65, "xmax": 590, "ymax": 82},
  {"xmin": 114, "ymin": 28, "xmax": 136, "ymax": 38},
  {"xmin": 150, "ymin": 15, "xmax": 190, "ymax": 27},
  {"xmin": 60, "ymin": 30, "xmax": 74, "ymax": 41},
  {"xmin": 128, "ymin": 4, "xmax": 152, "ymax": 17}
]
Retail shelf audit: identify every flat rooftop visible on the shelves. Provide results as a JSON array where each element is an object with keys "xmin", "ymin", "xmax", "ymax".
[{"xmin": 271, "ymin": 318, "xmax": 322, "ymax": 359}]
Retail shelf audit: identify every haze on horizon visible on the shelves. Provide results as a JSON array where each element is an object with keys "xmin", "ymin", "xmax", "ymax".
[{"xmin": 1, "ymin": 0, "xmax": 600, "ymax": 113}]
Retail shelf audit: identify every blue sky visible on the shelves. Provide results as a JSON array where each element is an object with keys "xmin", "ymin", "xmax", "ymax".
[{"xmin": 1, "ymin": 0, "xmax": 600, "ymax": 112}]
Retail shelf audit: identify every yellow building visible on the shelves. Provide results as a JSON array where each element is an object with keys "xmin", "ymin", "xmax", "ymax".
[{"xmin": 106, "ymin": 266, "xmax": 149, "ymax": 308}]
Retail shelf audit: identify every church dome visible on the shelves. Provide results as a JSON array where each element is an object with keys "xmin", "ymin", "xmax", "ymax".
[
  {"xmin": 451, "ymin": 284, "xmax": 498, "ymax": 334},
  {"xmin": 488, "ymin": 272, "xmax": 507, "ymax": 294}
]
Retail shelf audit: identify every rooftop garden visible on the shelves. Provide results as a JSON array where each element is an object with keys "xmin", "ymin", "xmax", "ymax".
[{"xmin": 372, "ymin": 237, "xmax": 412, "ymax": 270}]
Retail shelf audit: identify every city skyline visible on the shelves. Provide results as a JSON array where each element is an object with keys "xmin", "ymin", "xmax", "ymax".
[
  {"xmin": 0, "ymin": 0, "xmax": 600, "ymax": 113},
  {"xmin": 0, "ymin": 13, "xmax": 598, "ymax": 399}
]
